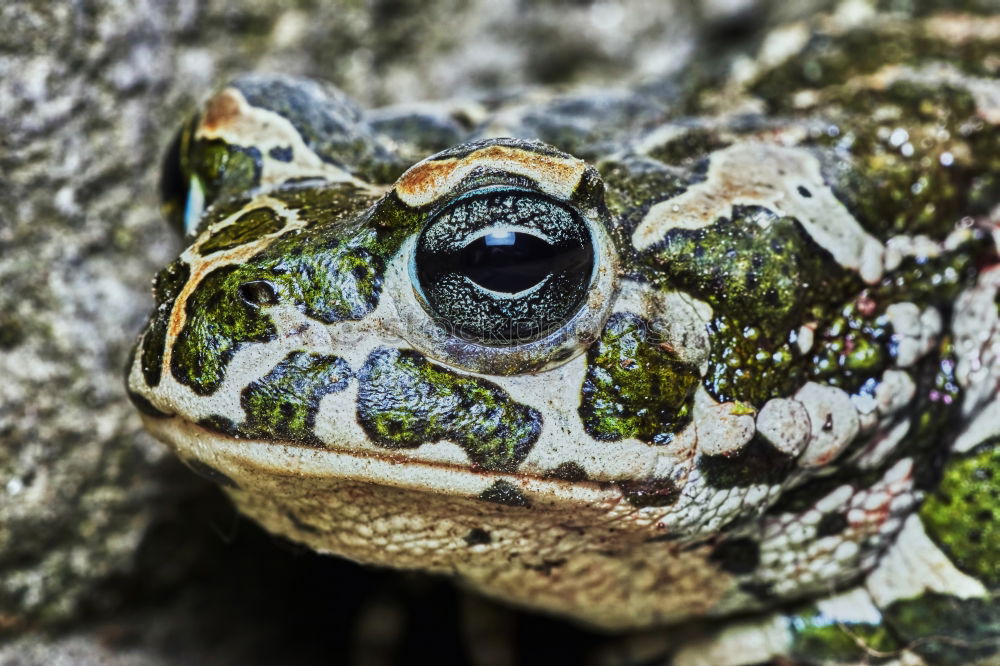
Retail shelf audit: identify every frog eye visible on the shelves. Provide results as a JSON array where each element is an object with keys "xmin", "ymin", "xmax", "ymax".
[
  {"xmin": 413, "ymin": 187, "xmax": 595, "ymax": 344},
  {"xmin": 238, "ymin": 280, "xmax": 279, "ymax": 306}
]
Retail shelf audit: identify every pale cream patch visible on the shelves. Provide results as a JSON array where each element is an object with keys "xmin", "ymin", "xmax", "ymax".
[
  {"xmin": 866, "ymin": 513, "xmax": 989, "ymax": 607},
  {"xmin": 393, "ymin": 144, "xmax": 588, "ymax": 208},
  {"xmin": 953, "ymin": 265, "xmax": 1000, "ymax": 417},
  {"xmin": 756, "ymin": 397, "xmax": 810, "ymax": 457},
  {"xmin": 887, "ymin": 302, "xmax": 946, "ymax": 367},
  {"xmin": 954, "ymin": 395, "xmax": 1000, "ymax": 454},
  {"xmin": 673, "ymin": 614, "xmax": 789, "ymax": 666},
  {"xmin": 795, "ymin": 382, "xmax": 861, "ymax": 468},
  {"xmin": 631, "ymin": 143, "xmax": 886, "ymax": 283},
  {"xmin": 693, "ymin": 387, "xmax": 756, "ymax": 457}
]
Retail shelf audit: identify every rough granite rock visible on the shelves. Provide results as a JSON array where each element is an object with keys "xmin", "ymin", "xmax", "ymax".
[{"xmin": 0, "ymin": 0, "xmax": 784, "ymax": 662}]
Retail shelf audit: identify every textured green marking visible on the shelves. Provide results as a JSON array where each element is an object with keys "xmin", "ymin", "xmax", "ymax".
[
  {"xmin": 189, "ymin": 138, "xmax": 263, "ymax": 214},
  {"xmin": 197, "ymin": 207, "xmax": 285, "ymax": 255},
  {"xmin": 140, "ymin": 259, "xmax": 190, "ymax": 387},
  {"xmin": 580, "ymin": 312, "xmax": 698, "ymax": 443},
  {"xmin": 642, "ymin": 202, "xmax": 991, "ymax": 406},
  {"xmin": 269, "ymin": 182, "xmax": 380, "ymax": 228},
  {"xmin": 814, "ymin": 82, "xmax": 1000, "ymax": 241},
  {"xmin": 920, "ymin": 438, "xmax": 1000, "ymax": 587},
  {"xmin": 239, "ymin": 351, "xmax": 351, "ymax": 445},
  {"xmin": 646, "ymin": 127, "xmax": 730, "ymax": 167},
  {"xmin": 172, "ymin": 212, "xmax": 406, "ymax": 395},
  {"xmin": 171, "ymin": 264, "xmax": 277, "ymax": 395},
  {"xmin": 597, "ymin": 156, "xmax": 691, "ymax": 261},
  {"xmin": 649, "ymin": 205, "xmax": 851, "ymax": 335},
  {"xmin": 750, "ymin": 18, "xmax": 1000, "ymax": 243},
  {"xmin": 357, "ymin": 348, "xmax": 541, "ymax": 472},
  {"xmin": 644, "ymin": 206, "xmax": 869, "ymax": 405},
  {"xmin": 788, "ymin": 604, "xmax": 899, "ymax": 664},
  {"xmin": 886, "ymin": 592, "xmax": 1000, "ymax": 666}
]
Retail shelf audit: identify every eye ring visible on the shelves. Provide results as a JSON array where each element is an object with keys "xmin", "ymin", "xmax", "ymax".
[{"xmin": 390, "ymin": 185, "xmax": 619, "ymax": 375}]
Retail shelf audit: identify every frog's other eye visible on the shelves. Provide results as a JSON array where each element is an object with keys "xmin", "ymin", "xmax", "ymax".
[
  {"xmin": 413, "ymin": 188, "xmax": 595, "ymax": 344},
  {"xmin": 238, "ymin": 280, "xmax": 279, "ymax": 307}
]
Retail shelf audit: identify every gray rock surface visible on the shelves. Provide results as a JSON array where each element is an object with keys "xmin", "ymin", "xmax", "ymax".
[{"xmin": 0, "ymin": 0, "xmax": 775, "ymax": 662}]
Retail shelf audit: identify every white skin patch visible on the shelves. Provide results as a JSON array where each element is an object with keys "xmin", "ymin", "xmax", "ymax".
[
  {"xmin": 954, "ymin": 395, "xmax": 1000, "ymax": 454},
  {"xmin": 886, "ymin": 302, "xmax": 940, "ymax": 368},
  {"xmin": 865, "ymin": 513, "xmax": 989, "ymax": 607},
  {"xmin": 794, "ymin": 382, "xmax": 861, "ymax": 468},
  {"xmin": 692, "ymin": 387, "xmax": 756, "ymax": 457},
  {"xmin": 884, "ymin": 233, "xmax": 942, "ymax": 272},
  {"xmin": 873, "ymin": 369, "xmax": 916, "ymax": 418},
  {"xmin": 952, "ymin": 265, "xmax": 1000, "ymax": 417},
  {"xmin": 672, "ymin": 614, "xmax": 790, "ymax": 666},
  {"xmin": 756, "ymin": 397, "xmax": 810, "ymax": 457},
  {"xmin": 630, "ymin": 142, "xmax": 886, "ymax": 284}
]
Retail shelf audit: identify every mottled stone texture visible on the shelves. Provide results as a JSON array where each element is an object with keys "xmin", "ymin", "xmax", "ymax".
[{"xmin": 0, "ymin": 0, "xmax": 765, "ymax": 662}]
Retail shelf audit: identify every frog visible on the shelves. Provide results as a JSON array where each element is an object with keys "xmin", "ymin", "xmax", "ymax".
[{"xmin": 126, "ymin": 4, "xmax": 1000, "ymax": 664}]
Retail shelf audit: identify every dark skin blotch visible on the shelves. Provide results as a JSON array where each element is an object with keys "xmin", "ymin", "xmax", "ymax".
[
  {"xmin": 464, "ymin": 528, "xmax": 492, "ymax": 546},
  {"xmin": 710, "ymin": 537, "xmax": 761, "ymax": 575},
  {"xmin": 479, "ymin": 480, "xmax": 531, "ymax": 508}
]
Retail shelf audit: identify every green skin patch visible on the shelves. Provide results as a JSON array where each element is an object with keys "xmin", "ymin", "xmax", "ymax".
[
  {"xmin": 190, "ymin": 138, "xmax": 263, "ymax": 214},
  {"xmin": 920, "ymin": 438, "xmax": 1000, "ymax": 587},
  {"xmin": 268, "ymin": 183, "xmax": 381, "ymax": 228},
  {"xmin": 750, "ymin": 19, "xmax": 1000, "ymax": 243},
  {"xmin": 579, "ymin": 312, "xmax": 698, "ymax": 443},
  {"xmin": 356, "ymin": 348, "xmax": 541, "ymax": 473},
  {"xmin": 813, "ymin": 82, "xmax": 1000, "ymax": 241},
  {"xmin": 643, "ymin": 205, "xmax": 870, "ymax": 406},
  {"xmin": 171, "ymin": 219, "xmax": 405, "ymax": 395},
  {"xmin": 239, "ymin": 351, "xmax": 352, "ymax": 445},
  {"xmin": 197, "ymin": 207, "xmax": 285, "ymax": 256}
]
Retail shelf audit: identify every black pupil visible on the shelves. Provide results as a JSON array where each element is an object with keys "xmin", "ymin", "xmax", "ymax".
[{"xmin": 462, "ymin": 232, "xmax": 559, "ymax": 293}]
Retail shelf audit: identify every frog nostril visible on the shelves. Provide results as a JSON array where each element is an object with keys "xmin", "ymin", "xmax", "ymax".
[{"xmin": 238, "ymin": 280, "xmax": 279, "ymax": 306}]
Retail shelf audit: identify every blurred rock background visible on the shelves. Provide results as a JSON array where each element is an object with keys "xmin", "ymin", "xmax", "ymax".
[{"xmin": 0, "ymin": 1, "xmax": 810, "ymax": 663}]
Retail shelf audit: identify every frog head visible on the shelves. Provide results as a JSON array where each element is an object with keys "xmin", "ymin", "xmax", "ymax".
[{"xmin": 127, "ymin": 74, "xmax": 989, "ymax": 628}]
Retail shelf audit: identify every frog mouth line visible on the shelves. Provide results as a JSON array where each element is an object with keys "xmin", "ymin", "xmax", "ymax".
[{"xmin": 141, "ymin": 413, "xmax": 631, "ymax": 509}]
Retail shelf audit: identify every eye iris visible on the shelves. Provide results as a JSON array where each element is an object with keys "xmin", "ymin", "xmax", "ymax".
[{"xmin": 414, "ymin": 189, "xmax": 595, "ymax": 345}]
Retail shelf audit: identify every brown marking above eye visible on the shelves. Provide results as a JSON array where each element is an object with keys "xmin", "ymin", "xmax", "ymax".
[
  {"xmin": 200, "ymin": 89, "xmax": 244, "ymax": 133},
  {"xmin": 394, "ymin": 144, "xmax": 587, "ymax": 207}
]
